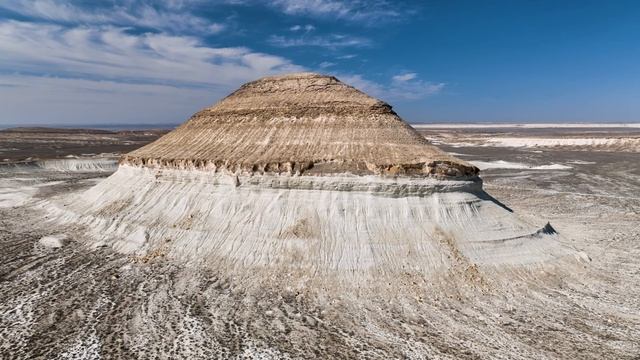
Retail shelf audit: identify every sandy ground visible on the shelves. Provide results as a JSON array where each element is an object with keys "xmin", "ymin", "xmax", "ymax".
[
  {"xmin": 0, "ymin": 127, "xmax": 167, "ymax": 163},
  {"xmin": 1, "ymin": 126, "xmax": 639, "ymax": 359}
]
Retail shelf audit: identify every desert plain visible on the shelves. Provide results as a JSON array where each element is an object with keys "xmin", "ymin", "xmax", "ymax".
[{"xmin": 1, "ymin": 124, "xmax": 639, "ymax": 359}]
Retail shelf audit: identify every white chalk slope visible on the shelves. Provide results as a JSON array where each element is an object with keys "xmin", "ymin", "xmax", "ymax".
[
  {"xmin": 41, "ymin": 165, "xmax": 573, "ymax": 276},
  {"xmin": 36, "ymin": 74, "xmax": 576, "ymax": 278},
  {"xmin": 1, "ymin": 158, "xmax": 117, "ymax": 172}
]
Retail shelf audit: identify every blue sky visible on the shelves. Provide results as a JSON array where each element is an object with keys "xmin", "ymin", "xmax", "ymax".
[{"xmin": 1, "ymin": 0, "xmax": 639, "ymax": 126}]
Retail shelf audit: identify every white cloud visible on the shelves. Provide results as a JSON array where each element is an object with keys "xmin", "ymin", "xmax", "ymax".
[
  {"xmin": 391, "ymin": 80, "xmax": 445, "ymax": 100},
  {"xmin": 0, "ymin": 0, "xmax": 226, "ymax": 34},
  {"xmin": 339, "ymin": 73, "xmax": 444, "ymax": 102},
  {"xmin": 0, "ymin": 20, "xmax": 305, "ymax": 125},
  {"xmin": 0, "ymin": 21, "xmax": 302, "ymax": 87},
  {"xmin": 271, "ymin": 0, "xmax": 405, "ymax": 23},
  {"xmin": 0, "ymin": 0, "xmax": 437, "ymax": 126},
  {"xmin": 392, "ymin": 72, "xmax": 417, "ymax": 82},
  {"xmin": 318, "ymin": 61, "xmax": 335, "ymax": 68},
  {"xmin": 289, "ymin": 24, "xmax": 315, "ymax": 32},
  {"xmin": 268, "ymin": 33, "xmax": 371, "ymax": 49},
  {"xmin": 339, "ymin": 74, "xmax": 386, "ymax": 96},
  {"xmin": 389, "ymin": 72, "xmax": 444, "ymax": 100}
]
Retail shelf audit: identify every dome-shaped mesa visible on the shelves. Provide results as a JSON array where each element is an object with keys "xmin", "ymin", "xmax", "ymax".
[
  {"xmin": 39, "ymin": 72, "xmax": 573, "ymax": 275},
  {"xmin": 120, "ymin": 72, "xmax": 479, "ymax": 178}
]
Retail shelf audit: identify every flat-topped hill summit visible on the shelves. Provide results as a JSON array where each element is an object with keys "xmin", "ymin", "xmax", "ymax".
[{"xmin": 122, "ymin": 72, "xmax": 478, "ymax": 177}]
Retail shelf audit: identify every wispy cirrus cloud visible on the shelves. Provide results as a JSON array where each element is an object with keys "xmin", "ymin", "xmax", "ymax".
[
  {"xmin": 392, "ymin": 72, "xmax": 417, "ymax": 82},
  {"xmin": 270, "ymin": 0, "xmax": 408, "ymax": 24},
  {"xmin": 340, "ymin": 73, "xmax": 445, "ymax": 102},
  {"xmin": 289, "ymin": 24, "xmax": 316, "ymax": 32},
  {"xmin": 268, "ymin": 33, "xmax": 371, "ymax": 49},
  {"xmin": 0, "ymin": 0, "xmax": 437, "ymax": 126},
  {"xmin": 390, "ymin": 80, "xmax": 445, "ymax": 100},
  {"xmin": 0, "ymin": 20, "xmax": 301, "ymax": 87},
  {"xmin": 318, "ymin": 61, "xmax": 335, "ymax": 68},
  {"xmin": 0, "ymin": 0, "xmax": 226, "ymax": 34},
  {"xmin": 0, "ymin": 20, "xmax": 303, "ymax": 125}
]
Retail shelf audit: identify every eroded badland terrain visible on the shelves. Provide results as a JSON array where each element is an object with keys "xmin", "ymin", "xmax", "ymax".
[{"xmin": 1, "ymin": 125, "xmax": 639, "ymax": 359}]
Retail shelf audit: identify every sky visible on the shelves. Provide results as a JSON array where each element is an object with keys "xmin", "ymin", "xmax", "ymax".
[{"xmin": 1, "ymin": 0, "xmax": 639, "ymax": 127}]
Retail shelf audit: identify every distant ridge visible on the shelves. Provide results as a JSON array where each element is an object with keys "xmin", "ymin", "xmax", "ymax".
[
  {"xmin": 0, "ymin": 123, "xmax": 179, "ymax": 131},
  {"xmin": 1, "ymin": 127, "xmax": 116, "ymax": 134}
]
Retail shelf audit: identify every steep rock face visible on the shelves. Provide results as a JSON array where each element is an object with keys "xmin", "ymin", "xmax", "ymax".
[{"xmin": 121, "ymin": 73, "xmax": 478, "ymax": 177}]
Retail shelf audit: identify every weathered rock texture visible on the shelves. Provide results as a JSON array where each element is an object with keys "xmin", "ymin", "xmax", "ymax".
[
  {"xmin": 2, "ymin": 123, "xmax": 635, "ymax": 359},
  {"xmin": 121, "ymin": 73, "xmax": 478, "ymax": 178},
  {"xmin": 38, "ymin": 72, "xmax": 572, "ymax": 276}
]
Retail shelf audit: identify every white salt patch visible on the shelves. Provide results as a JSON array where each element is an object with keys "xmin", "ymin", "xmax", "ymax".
[
  {"xmin": 0, "ymin": 191, "xmax": 32, "ymax": 208},
  {"xmin": 412, "ymin": 123, "xmax": 640, "ymax": 129},
  {"xmin": 39, "ymin": 234, "xmax": 68, "ymax": 248},
  {"xmin": 59, "ymin": 296, "xmax": 107, "ymax": 360},
  {"xmin": 430, "ymin": 136, "xmax": 640, "ymax": 151},
  {"xmin": 239, "ymin": 342, "xmax": 292, "ymax": 359},
  {"xmin": 59, "ymin": 333, "xmax": 101, "ymax": 360},
  {"xmin": 445, "ymin": 142, "xmax": 478, "ymax": 148},
  {"xmin": 471, "ymin": 160, "xmax": 572, "ymax": 171},
  {"xmin": 0, "ymin": 178, "xmax": 70, "ymax": 208},
  {"xmin": 35, "ymin": 180, "xmax": 65, "ymax": 188},
  {"xmin": 430, "ymin": 139, "xmax": 496, "ymax": 148},
  {"xmin": 567, "ymin": 160, "xmax": 597, "ymax": 165},
  {"xmin": 0, "ymin": 182, "xmax": 37, "ymax": 208},
  {"xmin": 485, "ymin": 137, "xmax": 640, "ymax": 148},
  {"xmin": 534, "ymin": 164, "xmax": 573, "ymax": 170}
]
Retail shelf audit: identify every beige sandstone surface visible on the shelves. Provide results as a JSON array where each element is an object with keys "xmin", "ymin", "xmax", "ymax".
[{"xmin": 123, "ymin": 73, "xmax": 478, "ymax": 178}]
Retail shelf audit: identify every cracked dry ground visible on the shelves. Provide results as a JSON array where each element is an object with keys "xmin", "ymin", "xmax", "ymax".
[{"xmin": 1, "ymin": 162, "xmax": 640, "ymax": 359}]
